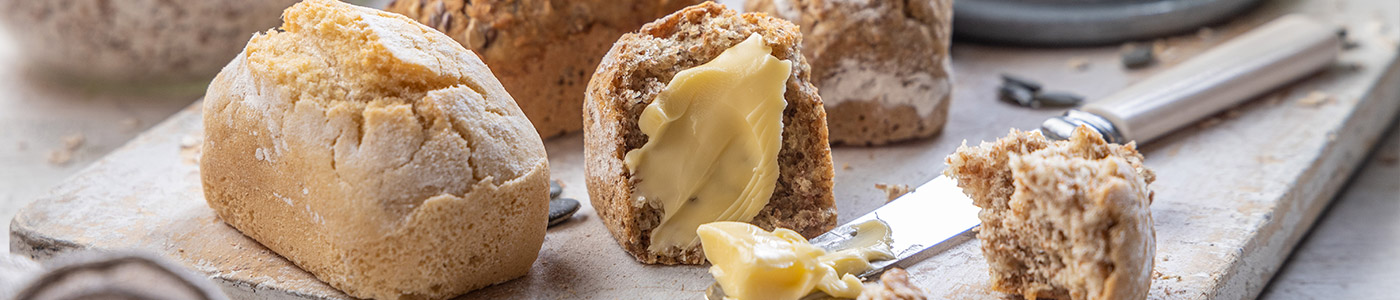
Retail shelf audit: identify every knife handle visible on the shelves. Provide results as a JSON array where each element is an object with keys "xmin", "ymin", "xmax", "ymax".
[{"xmin": 1042, "ymin": 15, "xmax": 1341, "ymax": 144}]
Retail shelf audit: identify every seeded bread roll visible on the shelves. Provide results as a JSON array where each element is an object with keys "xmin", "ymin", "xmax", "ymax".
[
  {"xmin": 385, "ymin": 0, "xmax": 702, "ymax": 138},
  {"xmin": 200, "ymin": 1, "xmax": 549, "ymax": 299},
  {"xmin": 746, "ymin": 0, "xmax": 954, "ymax": 146},
  {"xmin": 944, "ymin": 127, "xmax": 1156, "ymax": 300},
  {"xmin": 583, "ymin": 2, "xmax": 837, "ymax": 265}
]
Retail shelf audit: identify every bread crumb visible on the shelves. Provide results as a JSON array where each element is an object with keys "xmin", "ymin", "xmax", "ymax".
[
  {"xmin": 1366, "ymin": 18, "xmax": 1387, "ymax": 34},
  {"xmin": 1196, "ymin": 27, "xmax": 1215, "ymax": 40},
  {"xmin": 62, "ymin": 133, "xmax": 85, "ymax": 150},
  {"xmin": 1378, "ymin": 35, "xmax": 1399, "ymax": 50},
  {"xmin": 1296, "ymin": 91, "xmax": 1334, "ymax": 107},
  {"xmin": 1152, "ymin": 40, "xmax": 1177, "ymax": 62},
  {"xmin": 858, "ymin": 268, "xmax": 927, "ymax": 300},
  {"xmin": 1256, "ymin": 155, "xmax": 1283, "ymax": 164},
  {"xmin": 1196, "ymin": 117, "xmax": 1223, "ymax": 129},
  {"xmin": 1153, "ymin": 270, "xmax": 1183, "ymax": 281},
  {"xmin": 843, "ymin": 163, "xmax": 853, "ymax": 170},
  {"xmin": 121, "ymin": 118, "xmax": 141, "ymax": 131},
  {"xmin": 48, "ymin": 149, "xmax": 73, "ymax": 165},
  {"xmin": 180, "ymin": 136, "xmax": 201, "ymax": 149},
  {"xmin": 1065, "ymin": 57, "xmax": 1089, "ymax": 71},
  {"xmin": 1377, "ymin": 154, "xmax": 1398, "ymax": 166},
  {"xmin": 874, "ymin": 183, "xmax": 913, "ymax": 202}
]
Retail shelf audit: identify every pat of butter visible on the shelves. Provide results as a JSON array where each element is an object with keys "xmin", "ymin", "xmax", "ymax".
[
  {"xmin": 623, "ymin": 33, "xmax": 792, "ymax": 252},
  {"xmin": 697, "ymin": 220, "xmax": 895, "ymax": 300}
]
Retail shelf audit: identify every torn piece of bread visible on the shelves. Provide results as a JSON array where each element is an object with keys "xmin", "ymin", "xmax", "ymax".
[
  {"xmin": 944, "ymin": 127, "xmax": 1156, "ymax": 300},
  {"xmin": 746, "ymin": 0, "xmax": 954, "ymax": 146},
  {"xmin": 858, "ymin": 268, "xmax": 928, "ymax": 300},
  {"xmin": 584, "ymin": 2, "xmax": 837, "ymax": 265},
  {"xmin": 200, "ymin": 1, "xmax": 549, "ymax": 299},
  {"xmin": 385, "ymin": 0, "xmax": 703, "ymax": 138}
]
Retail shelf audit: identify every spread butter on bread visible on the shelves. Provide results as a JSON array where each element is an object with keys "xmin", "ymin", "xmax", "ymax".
[{"xmin": 583, "ymin": 2, "xmax": 837, "ymax": 265}]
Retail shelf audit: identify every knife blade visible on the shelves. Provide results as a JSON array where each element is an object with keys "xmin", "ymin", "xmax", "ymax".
[
  {"xmin": 707, "ymin": 14, "xmax": 1339, "ymax": 299},
  {"xmin": 808, "ymin": 176, "xmax": 978, "ymax": 278}
]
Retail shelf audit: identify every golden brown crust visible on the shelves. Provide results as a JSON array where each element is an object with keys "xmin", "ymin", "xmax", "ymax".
[
  {"xmin": 583, "ymin": 2, "xmax": 837, "ymax": 265},
  {"xmin": 944, "ymin": 127, "xmax": 1156, "ymax": 300},
  {"xmin": 385, "ymin": 0, "xmax": 702, "ymax": 138},
  {"xmin": 201, "ymin": 1, "xmax": 549, "ymax": 299},
  {"xmin": 746, "ymin": 0, "xmax": 954, "ymax": 146}
]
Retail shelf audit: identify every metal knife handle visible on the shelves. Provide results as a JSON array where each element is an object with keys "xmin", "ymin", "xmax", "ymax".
[{"xmin": 1043, "ymin": 15, "xmax": 1341, "ymax": 144}]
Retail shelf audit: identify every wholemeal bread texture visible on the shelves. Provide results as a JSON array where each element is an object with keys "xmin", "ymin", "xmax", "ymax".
[
  {"xmin": 200, "ymin": 1, "xmax": 549, "ymax": 299},
  {"xmin": 583, "ymin": 2, "xmax": 837, "ymax": 265},
  {"xmin": 944, "ymin": 127, "xmax": 1156, "ymax": 300},
  {"xmin": 746, "ymin": 0, "xmax": 954, "ymax": 146},
  {"xmin": 385, "ymin": 0, "xmax": 703, "ymax": 138}
]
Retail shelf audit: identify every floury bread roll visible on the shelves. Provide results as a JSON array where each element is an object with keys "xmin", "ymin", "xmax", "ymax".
[
  {"xmin": 200, "ymin": 0, "xmax": 549, "ymax": 299},
  {"xmin": 584, "ymin": 2, "xmax": 837, "ymax": 265},
  {"xmin": 385, "ymin": 0, "xmax": 703, "ymax": 137},
  {"xmin": 944, "ymin": 127, "xmax": 1156, "ymax": 300},
  {"xmin": 0, "ymin": 0, "xmax": 299, "ymax": 82},
  {"xmin": 746, "ymin": 0, "xmax": 954, "ymax": 146}
]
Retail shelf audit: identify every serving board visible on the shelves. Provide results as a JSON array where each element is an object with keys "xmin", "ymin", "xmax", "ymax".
[{"xmin": 9, "ymin": 0, "xmax": 1400, "ymax": 299}]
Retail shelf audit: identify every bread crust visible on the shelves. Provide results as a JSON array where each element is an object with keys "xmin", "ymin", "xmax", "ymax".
[
  {"xmin": 944, "ymin": 127, "xmax": 1156, "ymax": 300},
  {"xmin": 385, "ymin": 0, "xmax": 703, "ymax": 138},
  {"xmin": 200, "ymin": 1, "xmax": 549, "ymax": 299},
  {"xmin": 746, "ymin": 0, "xmax": 954, "ymax": 146},
  {"xmin": 583, "ymin": 2, "xmax": 837, "ymax": 265}
]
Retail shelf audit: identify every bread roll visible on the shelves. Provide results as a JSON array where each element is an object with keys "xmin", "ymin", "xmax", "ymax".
[
  {"xmin": 200, "ymin": 1, "xmax": 549, "ymax": 299},
  {"xmin": 385, "ymin": 0, "xmax": 703, "ymax": 138},
  {"xmin": 944, "ymin": 127, "xmax": 1156, "ymax": 300},
  {"xmin": 746, "ymin": 0, "xmax": 954, "ymax": 146},
  {"xmin": 584, "ymin": 2, "xmax": 837, "ymax": 265},
  {"xmin": 0, "ymin": 0, "xmax": 298, "ymax": 82}
]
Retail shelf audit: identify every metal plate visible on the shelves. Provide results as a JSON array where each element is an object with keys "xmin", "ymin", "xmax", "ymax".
[{"xmin": 954, "ymin": 0, "xmax": 1264, "ymax": 46}]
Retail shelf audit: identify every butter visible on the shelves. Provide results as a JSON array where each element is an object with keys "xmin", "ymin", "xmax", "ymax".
[
  {"xmin": 697, "ymin": 220, "xmax": 895, "ymax": 300},
  {"xmin": 623, "ymin": 33, "xmax": 792, "ymax": 252}
]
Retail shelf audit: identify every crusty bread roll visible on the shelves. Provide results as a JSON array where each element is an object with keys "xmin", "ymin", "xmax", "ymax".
[
  {"xmin": 0, "ymin": 0, "xmax": 297, "ymax": 82},
  {"xmin": 746, "ymin": 0, "xmax": 954, "ymax": 146},
  {"xmin": 199, "ymin": 1, "xmax": 549, "ymax": 299},
  {"xmin": 385, "ymin": 0, "xmax": 703, "ymax": 138},
  {"xmin": 944, "ymin": 127, "xmax": 1156, "ymax": 300},
  {"xmin": 584, "ymin": 2, "xmax": 837, "ymax": 265}
]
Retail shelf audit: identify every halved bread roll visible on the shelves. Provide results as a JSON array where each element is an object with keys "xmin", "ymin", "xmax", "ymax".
[
  {"xmin": 200, "ymin": 0, "xmax": 549, "ymax": 299},
  {"xmin": 583, "ymin": 2, "xmax": 837, "ymax": 265},
  {"xmin": 944, "ymin": 127, "xmax": 1156, "ymax": 300}
]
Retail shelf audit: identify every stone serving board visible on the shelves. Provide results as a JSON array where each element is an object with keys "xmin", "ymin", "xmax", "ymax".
[{"xmin": 9, "ymin": 0, "xmax": 1400, "ymax": 299}]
